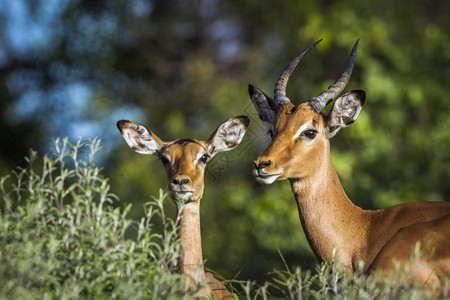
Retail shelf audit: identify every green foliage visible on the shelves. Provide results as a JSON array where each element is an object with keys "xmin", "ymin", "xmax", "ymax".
[
  {"xmin": 1, "ymin": 139, "xmax": 446, "ymax": 299},
  {"xmin": 242, "ymin": 253, "xmax": 446, "ymax": 300},
  {"xmin": 0, "ymin": 138, "xmax": 193, "ymax": 299},
  {"xmin": 1, "ymin": 0, "xmax": 449, "ymax": 285}
]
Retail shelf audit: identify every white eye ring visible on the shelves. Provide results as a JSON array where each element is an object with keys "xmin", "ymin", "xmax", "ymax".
[
  {"xmin": 301, "ymin": 129, "xmax": 318, "ymax": 139},
  {"xmin": 199, "ymin": 154, "xmax": 210, "ymax": 164},
  {"xmin": 293, "ymin": 123, "xmax": 310, "ymax": 139}
]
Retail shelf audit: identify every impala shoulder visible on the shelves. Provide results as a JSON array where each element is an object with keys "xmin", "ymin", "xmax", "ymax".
[{"xmin": 373, "ymin": 201, "xmax": 450, "ymax": 226}]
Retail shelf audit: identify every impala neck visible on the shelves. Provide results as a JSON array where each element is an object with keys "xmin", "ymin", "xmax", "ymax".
[
  {"xmin": 289, "ymin": 150, "xmax": 370, "ymax": 268},
  {"xmin": 178, "ymin": 202, "xmax": 207, "ymax": 284}
]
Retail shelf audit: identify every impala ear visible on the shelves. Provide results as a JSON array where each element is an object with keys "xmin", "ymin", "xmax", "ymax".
[
  {"xmin": 326, "ymin": 90, "xmax": 366, "ymax": 138},
  {"xmin": 207, "ymin": 116, "xmax": 250, "ymax": 157},
  {"xmin": 248, "ymin": 84, "xmax": 277, "ymax": 124},
  {"xmin": 117, "ymin": 120, "xmax": 165, "ymax": 155}
]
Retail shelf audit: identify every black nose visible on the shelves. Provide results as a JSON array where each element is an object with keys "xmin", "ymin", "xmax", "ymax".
[
  {"xmin": 172, "ymin": 177, "xmax": 189, "ymax": 185},
  {"xmin": 254, "ymin": 160, "xmax": 271, "ymax": 170}
]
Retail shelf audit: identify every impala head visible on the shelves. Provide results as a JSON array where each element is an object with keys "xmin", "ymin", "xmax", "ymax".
[
  {"xmin": 250, "ymin": 39, "xmax": 366, "ymax": 184},
  {"xmin": 117, "ymin": 116, "xmax": 249, "ymax": 202}
]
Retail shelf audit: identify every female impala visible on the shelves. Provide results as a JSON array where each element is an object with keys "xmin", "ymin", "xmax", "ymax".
[
  {"xmin": 117, "ymin": 116, "xmax": 249, "ymax": 299},
  {"xmin": 249, "ymin": 39, "xmax": 450, "ymax": 286}
]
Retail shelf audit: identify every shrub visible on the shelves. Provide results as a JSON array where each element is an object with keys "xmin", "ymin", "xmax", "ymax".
[
  {"xmin": 0, "ymin": 138, "xmax": 446, "ymax": 299},
  {"xmin": 242, "ymin": 258, "xmax": 445, "ymax": 299},
  {"xmin": 0, "ymin": 138, "xmax": 191, "ymax": 299}
]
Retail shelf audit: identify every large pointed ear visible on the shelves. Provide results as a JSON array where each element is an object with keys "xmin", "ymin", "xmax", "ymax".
[
  {"xmin": 207, "ymin": 116, "xmax": 250, "ymax": 157},
  {"xmin": 248, "ymin": 84, "xmax": 276, "ymax": 124},
  {"xmin": 326, "ymin": 90, "xmax": 366, "ymax": 138},
  {"xmin": 117, "ymin": 120, "xmax": 165, "ymax": 155}
]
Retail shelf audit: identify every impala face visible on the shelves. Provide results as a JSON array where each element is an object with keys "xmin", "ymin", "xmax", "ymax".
[
  {"xmin": 250, "ymin": 39, "xmax": 366, "ymax": 184},
  {"xmin": 251, "ymin": 101, "xmax": 328, "ymax": 184},
  {"xmin": 155, "ymin": 139, "xmax": 210, "ymax": 202},
  {"xmin": 117, "ymin": 116, "xmax": 249, "ymax": 203}
]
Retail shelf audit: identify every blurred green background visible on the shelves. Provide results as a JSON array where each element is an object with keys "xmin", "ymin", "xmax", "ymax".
[{"xmin": 1, "ymin": 0, "xmax": 449, "ymax": 282}]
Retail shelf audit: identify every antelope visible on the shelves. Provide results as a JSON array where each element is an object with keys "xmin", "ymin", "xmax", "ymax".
[
  {"xmin": 249, "ymin": 39, "xmax": 450, "ymax": 286},
  {"xmin": 117, "ymin": 116, "xmax": 250, "ymax": 299}
]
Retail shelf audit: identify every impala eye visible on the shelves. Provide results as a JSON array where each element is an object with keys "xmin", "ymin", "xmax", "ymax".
[
  {"xmin": 302, "ymin": 129, "xmax": 318, "ymax": 139},
  {"xmin": 199, "ymin": 154, "xmax": 210, "ymax": 164}
]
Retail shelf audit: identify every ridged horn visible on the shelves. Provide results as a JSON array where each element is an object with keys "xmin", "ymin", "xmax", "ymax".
[
  {"xmin": 274, "ymin": 39, "xmax": 322, "ymax": 108},
  {"xmin": 308, "ymin": 38, "xmax": 360, "ymax": 113}
]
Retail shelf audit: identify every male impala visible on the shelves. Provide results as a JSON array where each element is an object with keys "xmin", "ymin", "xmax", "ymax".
[
  {"xmin": 249, "ymin": 39, "xmax": 450, "ymax": 286},
  {"xmin": 117, "ymin": 116, "xmax": 249, "ymax": 299}
]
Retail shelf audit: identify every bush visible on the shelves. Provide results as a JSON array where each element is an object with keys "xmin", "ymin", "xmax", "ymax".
[
  {"xmin": 0, "ymin": 138, "xmax": 446, "ymax": 299},
  {"xmin": 0, "ymin": 138, "xmax": 191, "ymax": 299},
  {"xmin": 242, "ymin": 256, "xmax": 446, "ymax": 299}
]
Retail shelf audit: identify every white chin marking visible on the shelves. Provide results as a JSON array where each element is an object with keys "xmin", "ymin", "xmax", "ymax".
[
  {"xmin": 171, "ymin": 192, "xmax": 193, "ymax": 201},
  {"xmin": 255, "ymin": 175, "xmax": 279, "ymax": 185}
]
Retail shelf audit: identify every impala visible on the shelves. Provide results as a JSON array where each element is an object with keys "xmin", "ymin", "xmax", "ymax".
[
  {"xmin": 117, "ymin": 116, "xmax": 250, "ymax": 299},
  {"xmin": 249, "ymin": 39, "xmax": 450, "ymax": 286}
]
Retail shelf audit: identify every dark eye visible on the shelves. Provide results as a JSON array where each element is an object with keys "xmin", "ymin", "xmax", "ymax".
[
  {"xmin": 199, "ymin": 154, "xmax": 209, "ymax": 164},
  {"xmin": 267, "ymin": 129, "xmax": 274, "ymax": 138},
  {"xmin": 302, "ymin": 129, "xmax": 318, "ymax": 139},
  {"xmin": 160, "ymin": 156, "xmax": 169, "ymax": 165}
]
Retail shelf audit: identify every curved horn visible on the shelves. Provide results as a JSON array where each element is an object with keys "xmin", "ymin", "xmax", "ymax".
[
  {"xmin": 274, "ymin": 39, "xmax": 322, "ymax": 108},
  {"xmin": 309, "ymin": 38, "xmax": 360, "ymax": 113}
]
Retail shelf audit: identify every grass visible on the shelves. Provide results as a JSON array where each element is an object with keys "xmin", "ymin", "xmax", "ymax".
[{"xmin": 0, "ymin": 138, "xmax": 447, "ymax": 299}]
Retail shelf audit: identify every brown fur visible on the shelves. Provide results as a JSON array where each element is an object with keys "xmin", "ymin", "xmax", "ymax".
[
  {"xmin": 118, "ymin": 117, "xmax": 249, "ymax": 299},
  {"xmin": 178, "ymin": 202, "xmax": 233, "ymax": 299},
  {"xmin": 250, "ymin": 39, "xmax": 449, "ymax": 292},
  {"xmin": 370, "ymin": 213, "xmax": 450, "ymax": 285},
  {"xmin": 163, "ymin": 141, "xmax": 234, "ymax": 298},
  {"xmin": 253, "ymin": 102, "xmax": 450, "ymax": 287}
]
